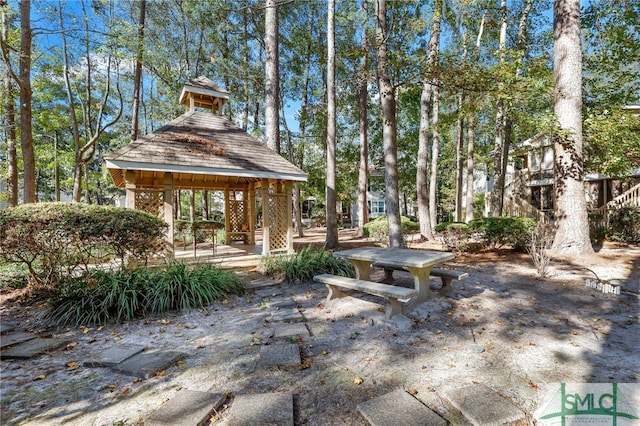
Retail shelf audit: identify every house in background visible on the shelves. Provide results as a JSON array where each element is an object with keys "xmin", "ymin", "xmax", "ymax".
[{"xmin": 500, "ymin": 108, "xmax": 640, "ymax": 224}]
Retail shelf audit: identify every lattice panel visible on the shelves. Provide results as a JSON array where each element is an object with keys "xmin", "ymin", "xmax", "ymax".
[
  {"xmin": 228, "ymin": 199, "xmax": 246, "ymax": 233},
  {"xmin": 135, "ymin": 190, "xmax": 164, "ymax": 217},
  {"xmin": 267, "ymin": 193, "xmax": 288, "ymax": 250},
  {"xmin": 133, "ymin": 189, "xmax": 166, "ymax": 257}
]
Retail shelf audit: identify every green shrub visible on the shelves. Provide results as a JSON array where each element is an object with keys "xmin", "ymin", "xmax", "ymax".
[
  {"xmin": 260, "ymin": 246, "xmax": 355, "ymax": 284},
  {"xmin": 607, "ymin": 207, "xmax": 640, "ymax": 243},
  {"xmin": 434, "ymin": 222, "xmax": 471, "ymax": 252},
  {"xmin": 0, "ymin": 203, "xmax": 167, "ymax": 288},
  {"xmin": 434, "ymin": 222, "xmax": 469, "ymax": 233},
  {"xmin": 468, "ymin": 216, "xmax": 536, "ymax": 251},
  {"xmin": 45, "ymin": 262, "xmax": 245, "ymax": 325},
  {"xmin": 363, "ymin": 215, "xmax": 419, "ymax": 242}
]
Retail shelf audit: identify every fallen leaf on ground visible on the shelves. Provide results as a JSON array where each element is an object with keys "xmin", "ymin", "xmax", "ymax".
[
  {"xmin": 66, "ymin": 342, "xmax": 78, "ymax": 350},
  {"xmin": 299, "ymin": 360, "xmax": 311, "ymax": 370},
  {"xmin": 154, "ymin": 370, "xmax": 165, "ymax": 377},
  {"xmin": 66, "ymin": 361, "xmax": 79, "ymax": 370},
  {"xmin": 353, "ymin": 377, "xmax": 363, "ymax": 385},
  {"xmin": 33, "ymin": 374, "xmax": 46, "ymax": 381}
]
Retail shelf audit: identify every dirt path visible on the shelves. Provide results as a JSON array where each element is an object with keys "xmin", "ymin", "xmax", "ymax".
[{"xmin": 1, "ymin": 230, "xmax": 638, "ymax": 425}]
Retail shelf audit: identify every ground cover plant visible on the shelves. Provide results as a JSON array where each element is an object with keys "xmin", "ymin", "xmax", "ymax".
[
  {"xmin": 44, "ymin": 262, "xmax": 245, "ymax": 326},
  {"xmin": 260, "ymin": 245, "xmax": 355, "ymax": 283}
]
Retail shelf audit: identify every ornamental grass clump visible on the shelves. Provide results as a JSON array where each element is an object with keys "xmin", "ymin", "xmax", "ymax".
[
  {"xmin": 45, "ymin": 262, "xmax": 245, "ymax": 326},
  {"xmin": 260, "ymin": 245, "xmax": 355, "ymax": 284}
]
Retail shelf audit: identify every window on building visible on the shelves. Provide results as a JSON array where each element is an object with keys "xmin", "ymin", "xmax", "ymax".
[{"xmin": 369, "ymin": 200, "xmax": 386, "ymax": 215}]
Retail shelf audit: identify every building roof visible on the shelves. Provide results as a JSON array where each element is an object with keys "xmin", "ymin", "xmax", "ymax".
[{"xmin": 106, "ymin": 110, "xmax": 307, "ymax": 188}]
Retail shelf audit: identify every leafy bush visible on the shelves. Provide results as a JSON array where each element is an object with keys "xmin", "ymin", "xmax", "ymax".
[
  {"xmin": 0, "ymin": 203, "xmax": 167, "ymax": 288},
  {"xmin": 434, "ymin": 222, "xmax": 469, "ymax": 233},
  {"xmin": 434, "ymin": 222, "xmax": 471, "ymax": 253},
  {"xmin": 607, "ymin": 207, "xmax": 640, "ymax": 243},
  {"xmin": 260, "ymin": 246, "xmax": 355, "ymax": 283},
  {"xmin": 45, "ymin": 262, "xmax": 245, "ymax": 325},
  {"xmin": 468, "ymin": 216, "xmax": 536, "ymax": 251},
  {"xmin": 363, "ymin": 215, "xmax": 419, "ymax": 243},
  {"xmin": 0, "ymin": 263, "xmax": 29, "ymax": 292}
]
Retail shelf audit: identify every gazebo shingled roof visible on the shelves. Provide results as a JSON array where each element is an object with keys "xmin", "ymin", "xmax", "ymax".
[{"xmin": 106, "ymin": 111, "xmax": 306, "ymax": 189}]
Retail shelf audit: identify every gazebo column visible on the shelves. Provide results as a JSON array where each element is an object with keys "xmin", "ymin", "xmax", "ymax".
[
  {"xmin": 285, "ymin": 181, "xmax": 294, "ymax": 254},
  {"xmin": 163, "ymin": 172, "xmax": 174, "ymax": 256},
  {"xmin": 125, "ymin": 171, "xmax": 136, "ymax": 209},
  {"xmin": 224, "ymin": 186, "xmax": 231, "ymax": 244},
  {"xmin": 247, "ymin": 182, "xmax": 256, "ymax": 245},
  {"xmin": 261, "ymin": 179, "xmax": 271, "ymax": 255}
]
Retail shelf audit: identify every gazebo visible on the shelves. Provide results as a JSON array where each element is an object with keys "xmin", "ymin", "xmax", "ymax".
[{"xmin": 105, "ymin": 76, "xmax": 307, "ymax": 256}]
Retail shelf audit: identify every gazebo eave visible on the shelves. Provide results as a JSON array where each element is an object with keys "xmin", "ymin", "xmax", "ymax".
[{"xmin": 106, "ymin": 159, "xmax": 308, "ymax": 188}]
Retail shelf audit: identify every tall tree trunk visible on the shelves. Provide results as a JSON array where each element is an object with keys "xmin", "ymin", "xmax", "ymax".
[
  {"xmin": 417, "ymin": 82, "xmax": 434, "ymax": 239},
  {"xmin": 455, "ymin": 93, "xmax": 464, "ymax": 222},
  {"xmin": 428, "ymin": 84, "xmax": 440, "ymax": 226},
  {"xmin": 356, "ymin": 0, "xmax": 369, "ymax": 237},
  {"xmin": 552, "ymin": 0, "xmax": 593, "ymax": 255},
  {"xmin": 1, "ymin": 5, "xmax": 18, "ymax": 206},
  {"xmin": 264, "ymin": 0, "xmax": 280, "ymax": 153},
  {"xmin": 294, "ymin": 44, "xmax": 311, "ymax": 238},
  {"xmin": 202, "ymin": 191, "xmax": 209, "ymax": 220},
  {"xmin": 242, "ymin": 5, "xmax": 250, "ymax": 131},
  {"xmin": 19, "ymin": 0, "xmax": 35, "ymax": 203},
  {"xmin": 465, "ymin": 113, "xmax": 475, "ymax": 222},
  {"xmin": 417, "ymin": 0, "xmax": 441, "ymax": 240},
  {"xmin": 189, "ymin": 190, "xmax": 196, "ymax": 222},
  {"xmin": 375, "ymin": 0, "xmax": 403, "ymax": 248},
  {"xmin": 325, "ymin": 0, "xmax": 339, "ymax": 249},
  {"xmin": 131, "ymin": 0, "xmax": 146, "ymax": 141},
  {"xmin": 490, "ymin": 0, "xmax": 508, "ymax": 217}
]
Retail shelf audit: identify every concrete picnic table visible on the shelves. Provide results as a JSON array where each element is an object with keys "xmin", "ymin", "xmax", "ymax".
[{"xmin": 333, "ymin": 247, "xmax": 455, "ymax": 303}]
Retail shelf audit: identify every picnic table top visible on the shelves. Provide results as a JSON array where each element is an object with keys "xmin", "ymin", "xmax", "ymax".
[{"xmin": 333, "ymin": 247, "xmax": 454, "ymax": 269}]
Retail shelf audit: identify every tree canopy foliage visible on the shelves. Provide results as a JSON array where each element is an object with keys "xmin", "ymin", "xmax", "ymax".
[{"xmin": 1, "ymin": 0, "xmax": 638, "ymax": 233}]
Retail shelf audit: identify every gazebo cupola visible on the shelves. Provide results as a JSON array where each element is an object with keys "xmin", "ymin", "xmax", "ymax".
[{"xmin": 179, "ymin": 76, "xmax": 229, "ymax": 114}]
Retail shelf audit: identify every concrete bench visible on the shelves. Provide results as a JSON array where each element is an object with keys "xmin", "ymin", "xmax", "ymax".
[
  {"xmin": 373, "ymin": 263, "xmax": 468, "ymax": 296},
  {"xmin": 313, "ymin": 273, "xmax": 417, "ymax": 320}
]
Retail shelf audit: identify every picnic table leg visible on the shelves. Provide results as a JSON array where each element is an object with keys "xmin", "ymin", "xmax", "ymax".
[
  {"xmin": 345, "ymin": 259, "xmax": 372, "ymax": 281},
  {"xmin": 405, "ymin": 266, "xmax": 433, "ymax": 303}
]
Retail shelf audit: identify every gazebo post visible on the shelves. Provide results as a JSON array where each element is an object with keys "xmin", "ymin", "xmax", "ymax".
[
  {"xmin": 125, "ymin": 171, "xmax": 136, "ymax": 209},
  {"xmin": 163, "ymin": 172, "xmax": 175, "ymax": 256},
  {"xmin": 261, "ymin": 179, "xmax": 271, "ymax": 255},
  {"xmin": 286, "ymin": 181, "xmax": 294, "ymax": 254},
  {"xmin": 224, "ymin": 186, "xmax": 231, "ymax": 245},
  {"xmin": 248, "ymin": 182, "xmax": 256, "ymax": 245}
]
